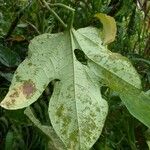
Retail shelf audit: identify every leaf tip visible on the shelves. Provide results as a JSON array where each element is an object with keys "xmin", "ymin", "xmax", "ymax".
[
  {"xmin": 0, "ymin": 80, "xmax": 37, "ymax": 110},
  {"xmin": 0, "ymin": 97, "xmax": 14, "ymax": 110}
]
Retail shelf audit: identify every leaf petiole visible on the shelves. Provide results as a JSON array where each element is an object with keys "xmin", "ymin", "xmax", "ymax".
[
  {"xmin": 49, "ymin": 3, "xmax": 75, "ymax": 12},
  {"xmin": 49, "ymin": 3, "xmax": 75, "ymax": 28},
  {"xmin": 40, "ymin": 0, "xmax": 67, "ymax": 28}
]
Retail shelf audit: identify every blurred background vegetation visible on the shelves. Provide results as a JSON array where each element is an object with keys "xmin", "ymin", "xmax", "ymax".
[{"xmin": 0, "ymin": 0, "xmax": 150, "ymax": 149}]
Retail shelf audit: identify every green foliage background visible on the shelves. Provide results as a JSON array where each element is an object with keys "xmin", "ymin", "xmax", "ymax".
[{"xmin": 0, "ymin": 0, "xmax": 150, "ymax": 149}]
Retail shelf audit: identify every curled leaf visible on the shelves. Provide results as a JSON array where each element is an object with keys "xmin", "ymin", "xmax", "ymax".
[{"xmin": 95, "ymin": 13, "xmax": 117, "ymax": 44}]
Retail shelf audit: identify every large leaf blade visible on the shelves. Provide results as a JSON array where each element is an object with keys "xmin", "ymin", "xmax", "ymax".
[
  {"xmin": 49, "ymin": 65, "xmax": 108, "ymax": 149},
  {"xmin": 1, "ymin": 29, "xmax": 108, "ymax": 149},
  {"xmin": 1, "ymin": 25, "xmax": 149, "ymax": 149},
  {"xmin": 48, "ymin": 31, "xmax": 108, "ymax": 149},
  {"xmin": 73, "ymin": 27, "xmax": 150, "ymax": 128}
]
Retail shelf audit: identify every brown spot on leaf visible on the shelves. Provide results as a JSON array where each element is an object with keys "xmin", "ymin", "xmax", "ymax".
[
  {"xmin": 9, "ymin": 91, "xmax": 19, "ymax": 98},
  {"xmin": 11, "ymin": 99, "xmax": 16, "ymax": 104},
  {"xmin": 56, "ymin": 105, "xmax": 64, "ymax": 117},
  {"xmin": 22, "ymin": 80, "xmax": 36, "ymax": 98},
  {"xmin": 15, "ymin": 75, "xmax": 22, "ymax": 82},
  {"xmin": 69, "ymin": 130, "xmax": 78, "ymax": 146},
  {"xmin": 4, "ymin": 98, "xmax": 16, "ymax": 108},
  {"xmin": 5, "ymin": 101, "xmax": 11, "ymax": 107},
  {"xmin": 28, "ymin": 62, "xmax": 32, "ymax": 66}
]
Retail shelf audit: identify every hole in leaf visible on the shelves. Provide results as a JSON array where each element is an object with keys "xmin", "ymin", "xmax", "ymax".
[{"xmin": 74, "ymin": 49, "xmax": 88, "ymax": 65}]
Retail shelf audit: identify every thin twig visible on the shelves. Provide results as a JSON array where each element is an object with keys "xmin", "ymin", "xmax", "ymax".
[
  {"xmin": 26, "ymin": 21, "xmax": 41, "ymax": 35},
  {"xmin": 41, "ymin": 0, "xmax": 67, "ymax": 28},
  {"xmin": 49, "ymin": 3, "xmax": 75, "ymax": 28},
  {"xmin": 49, "ymin": 3, "xmax": 75, "ymax": 12}
]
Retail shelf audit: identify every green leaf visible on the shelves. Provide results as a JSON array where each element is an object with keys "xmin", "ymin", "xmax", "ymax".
[
  {"xmin": 95, "ymin": 13, "xmax": 117, "ymax": 44},
  {"xmin": 145, "ymin": 129, "xmax": 150, "ymax": 149},
  {"xmin": 1, "ymin": 28, "xmax": 108, "ymax": 149},
  {"xmin": 5, "ymin": 131, "xmax": 14, "ymax": 150},
  {"xmin": 0, "ymin": 71, "xmax": 13, "ymax": 82},
  {"xmin": 0, "ymin": 45, "xmax": 21, "ymax": 67}
]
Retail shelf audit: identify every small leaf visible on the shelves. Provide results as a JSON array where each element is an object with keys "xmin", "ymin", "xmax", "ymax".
[
  {"xmin": 0, "ymin": 71, "xmax": 13, "ymax": 82},
  {"xmin": 17, "ymin": 23, "xmax": 28, "ymax": 28},
  {"xmin": 95, "ymin": 13, "xmax": 117, "ymax": 44},
  {"xmin": 5, "ymin": 131, "xmax": 14, "ymax": 150},
  {"xmin": 0, "ymin": 45, "xmax": 21, "ymax": 67}
]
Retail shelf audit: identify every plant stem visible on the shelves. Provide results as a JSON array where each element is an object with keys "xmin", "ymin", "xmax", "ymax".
[
  {"xmin": 26, "ymin": 21, "xmax": 41, "ymax": 34},
  {"xmin": 49, "ymin": 3, "xmax": 75, "ymax": 12},
  {"xmin": 50, "ymin": 3, "xmax": 75, "ymax": 28},
  {"xmin": 44, "ymin": 1, "xmax": 75, "ymax": 28},
  {"xmin": 70, "ymin": 10, "xmax": 75, "ymax": 28},
  {"xmin": 41, "ymin": 0, "xmax": 67, "ymax": 28}
]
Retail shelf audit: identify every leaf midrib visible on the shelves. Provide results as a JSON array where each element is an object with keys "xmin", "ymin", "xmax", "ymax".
[{"xmin": 69, "ymin": 30, "xmax": 81, "ymax": 149}]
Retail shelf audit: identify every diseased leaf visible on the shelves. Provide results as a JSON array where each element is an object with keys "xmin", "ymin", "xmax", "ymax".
[
  {"xmin": 1, "ymin": 28, "xmax": 108, "ymax": 149},
  {"xmin": 49, "ymin": 67, "xmax": 107, "ymax": 149},
  {"xmin": 0, "ymin": 25, "xmax": 150, "ymax": 149},
  {"xmin": 72, "ymin": 27, "xmax": 150, "ymax": 128},
  {"xmin": 0, "ymin": 33, "xmax": 57, "ymax": 109},
  {"xmin": 32, "ymin": 31, "xmax": 108, "ymax": 149},
  {"xmin": 95, "ymin": 13, "xmax": 117, "ymax": 44}
]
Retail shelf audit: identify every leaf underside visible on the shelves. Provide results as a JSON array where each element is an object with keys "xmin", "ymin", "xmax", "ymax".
[{"xmin": 0, "ymin": 27, "xmax": 150, "ymax": 149}]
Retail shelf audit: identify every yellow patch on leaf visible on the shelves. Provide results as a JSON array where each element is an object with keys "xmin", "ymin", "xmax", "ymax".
[{"xmin": 0, "ymin": 80, "xmax": 36, "ymax": 110}]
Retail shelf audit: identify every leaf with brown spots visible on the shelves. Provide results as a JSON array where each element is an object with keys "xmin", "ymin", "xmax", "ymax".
[
  {"xmin": 0, "ymin": 27, "xmax": 108, "ymax": 149},
  {"xmin": 1, "ymin": 80, "xmax": 36, "ymax": 109},
  {"xmin": 1, "ymin": 20, "xmax": 150, "ymax": 150}
]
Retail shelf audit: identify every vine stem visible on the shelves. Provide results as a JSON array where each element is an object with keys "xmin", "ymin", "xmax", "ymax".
[
  {"xmin": 41, "ymin": 0, "xmax": 67, "ymax": 28},
  {"xmin": 49, "ymin": 3, "xmax": 75, "ymax": 12},
  {"xmin": 49, "ymin": 3, "xmax": 75, "ymax": 28},
  {"xmin": 41, "ymin": 0, "xmax": 75, "ymax": 29}
]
